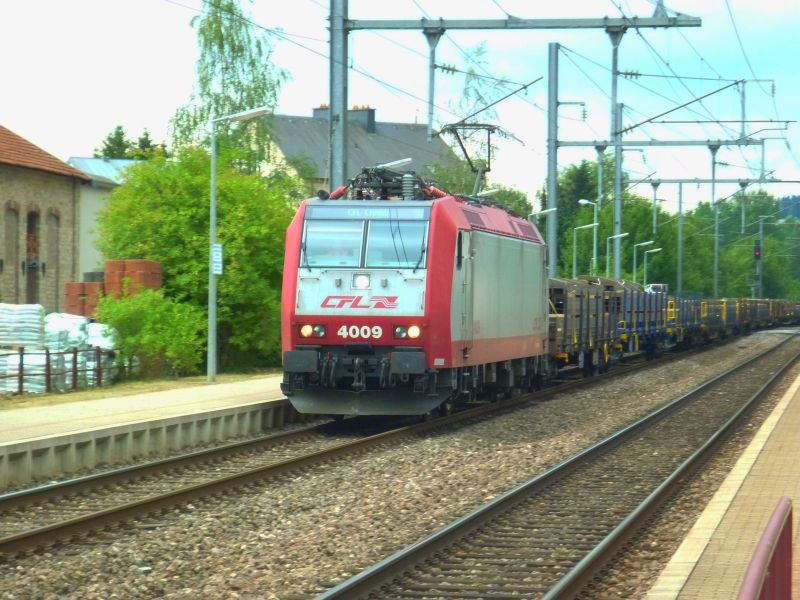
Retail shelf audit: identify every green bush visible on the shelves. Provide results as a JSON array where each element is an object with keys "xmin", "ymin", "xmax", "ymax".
[{"xmin": 96, "ymin": 288, "xmax": 206, "ymax": 377}]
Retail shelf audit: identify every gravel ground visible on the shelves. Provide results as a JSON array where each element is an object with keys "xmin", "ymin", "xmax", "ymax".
[
  {"xmin": 580, "ymin": 340, "xmax": 800, "ymax": 599},
  {"xmin": 0, "ymin": 331, "xmax": 792, "ymax": 600}
]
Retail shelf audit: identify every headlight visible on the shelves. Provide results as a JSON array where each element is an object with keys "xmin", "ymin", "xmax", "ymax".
[
  {"xmin": 352, "ymin": 273, "xmax": 371, "ymax": 289},
  {"xmin": 299, "ymin": 324, "xmax": 326, "ymax": 338},
  {"xmin": 394, "ymin": 325, "xmax": 421, "ymax": 339}
]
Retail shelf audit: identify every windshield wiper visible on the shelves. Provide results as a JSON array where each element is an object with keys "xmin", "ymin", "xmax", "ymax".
[
  {"xmin": 301, "ymin": 242, "xmax": 311, "ymax": 271},
  {"xmin": 412, "ymin": 245, "xmax": 426, "ymax": 273}
]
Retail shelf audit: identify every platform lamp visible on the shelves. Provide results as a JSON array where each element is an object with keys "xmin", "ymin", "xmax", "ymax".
[
  {"xmin": 578, "ymin": 199, "xmax": 598, "ymax": 275},
  {"xmin": 633, "ymin": 240, "xmax": 654, "ymax": 286},
  {"xmin": 208, "ymin": 105, "xmax": 272, "ymax": 383},
  {"xmin": 643, "ymin": 247, "xmax": 662, "ymax": 287},
  {"xmin": 527, "ymin": 207, "xmax": 557, "ymax": 223},
  {"xmin": 605, "ymin": 232, "xmax": 629, "ymax": 278},
  {"xmin": 573, "ymin": 223, "xmax": 598, "ymax": 278}
]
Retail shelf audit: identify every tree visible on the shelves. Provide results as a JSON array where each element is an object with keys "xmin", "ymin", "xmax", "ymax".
[
  {"xmin": 96, "ymin": 288, "xmax": 206, "ymax": 377},
  {"xmin": 171, "ymin": 0, "xmax": 286, "ymax": 165},
  {"xmin": 94, "ymin": 125, "xmax": 131, "ymax": 158},
  {"xmin": 94, "ymin": 126, "xmax": 165, "ymax": 160},
  {"xmin": 96, "ymin": 147, "xmax": 302, "ymax": 367}
]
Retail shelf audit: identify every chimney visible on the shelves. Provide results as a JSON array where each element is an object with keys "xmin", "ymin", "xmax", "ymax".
[
  {"xmin": 312, "ymin": 104, "xmax": 376, "ymax": 134},
  {"xmin": 312, "ymin": 104, "xmax": 329, "ymax": 119},
  {"xmin": 349, "ymin": 105, "xmax": 376, "ymax": 133}
]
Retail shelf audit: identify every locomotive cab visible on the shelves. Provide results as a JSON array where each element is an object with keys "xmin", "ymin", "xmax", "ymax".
[{"xmin": 281, "ymin": 200, "xmax": 440, "ymax": 415}]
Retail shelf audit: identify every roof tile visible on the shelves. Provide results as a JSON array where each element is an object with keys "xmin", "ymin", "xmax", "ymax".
[{"xmin": 0, "ymin": 125, "xmax": 90, "ymax": 180}]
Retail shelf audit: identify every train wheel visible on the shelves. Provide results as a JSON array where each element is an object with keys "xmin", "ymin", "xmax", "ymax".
[
  {"xmin": 438, "ymin": 400, "xmax": 454, "ymax": 416},
  {"xmin": 582, "ymin": 351, "xmax": 594, "ymax": 378}
]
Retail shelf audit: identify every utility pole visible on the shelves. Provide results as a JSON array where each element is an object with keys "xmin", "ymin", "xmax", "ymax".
[
  {"xmin": 329, "ymin": 0, "xmax": 348, "ymax": 189},
  {"xmin": 651, "ymin": 181, "xmax": 660, "ymax": 233},
  {"xmin": 677, "ymin": 183, "xmax": 683, "ymax": 296},
  {"xmin": 710, "ymin": 144, "xmax": 720, "ymax": 297},
  {"xmin": 546, "ymin": 43, "xmax": 559, "ymax": 277},
  {"xmin": 424, "ymin": 28, "xmax": 443, "ymax": 141}
]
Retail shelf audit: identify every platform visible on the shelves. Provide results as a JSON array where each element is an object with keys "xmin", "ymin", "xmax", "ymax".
[
  {"xmin": 646, "ymin": 370, "xmax": 800, "ymax": 598},
  {"xmin": 0, "ymin": 375, "xmax": 307, "ymax": 487}
]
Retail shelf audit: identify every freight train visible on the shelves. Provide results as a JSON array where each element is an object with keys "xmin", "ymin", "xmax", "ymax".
[{"xmin": 280, "ymin": 164, "xmax": 800, "ymax": 416}]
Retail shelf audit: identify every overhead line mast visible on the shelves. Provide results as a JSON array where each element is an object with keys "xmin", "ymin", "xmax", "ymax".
[{"xmin": 328, "ymin": 1, "xmax": 701, "ymax": 276}]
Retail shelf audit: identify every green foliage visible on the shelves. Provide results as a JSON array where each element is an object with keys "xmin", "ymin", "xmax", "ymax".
[
  {"xmin": 489, "ymin": 185, "xmax": 532, "ymax": 217},
  {"xmin": 423, "ymin": 157, "xmax": 479, "ymax": 195},
  {"xmin": 171, "ymin": 0, "xmax": 286, "ymax": 166},
  {"xmin": 553, "ymin": 161, "xmax": 800, "ymax": 298},
  {"xmin": 94, "ymin": 126, "xmax": 131, "ymax": 159},
  {"xmin": 94, "ymin": 126, "xmax": 166, "ymax": 160},
  {"xmin": 96, "ymin": 288, "xmax": 206, "ymax": 377},
  {"xmin": 422, "ymin": 157, "xmax": 531, "ymax": 216},
  {"xmin": 96, "ymin": 147, "xmax": 300, "ymax": 367}
]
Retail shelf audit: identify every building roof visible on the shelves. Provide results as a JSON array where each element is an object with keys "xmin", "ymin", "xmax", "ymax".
[
  {"xmin": 67, "ymin": 157, "xmax": 138, "ymax": 187},
  {"xmin": 269, "ymin": 109, "xmax": 460, "ymax": 181},
  {"xmin": 0, "ymin": 125, "xmax": 90, "ymax": 180}
]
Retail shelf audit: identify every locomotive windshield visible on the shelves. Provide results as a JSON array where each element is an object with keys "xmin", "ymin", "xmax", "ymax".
[{"xmin": 302, "ymin": 204, "xmax": 430, "ymax": 269}]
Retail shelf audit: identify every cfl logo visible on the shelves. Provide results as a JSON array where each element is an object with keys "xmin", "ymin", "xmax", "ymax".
[{"xmin": 321, "ymin": 295, "xmax": 399, "ymax": 309}]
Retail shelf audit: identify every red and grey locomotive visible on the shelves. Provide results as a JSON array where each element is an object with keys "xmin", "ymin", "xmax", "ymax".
[{"xmin": 280, "ymin": 165, "xmax": 549, "ymax": 415}]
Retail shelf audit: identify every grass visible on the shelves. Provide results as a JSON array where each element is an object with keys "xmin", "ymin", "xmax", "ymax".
[{"xmin": 0, "ymin": 369, "xmax": 282, "ymax": 411}]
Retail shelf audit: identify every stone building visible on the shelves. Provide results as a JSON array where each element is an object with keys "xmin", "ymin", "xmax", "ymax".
[{"xmin": 0, "ymin": 125, "xmax": 89, "ymax": 312}]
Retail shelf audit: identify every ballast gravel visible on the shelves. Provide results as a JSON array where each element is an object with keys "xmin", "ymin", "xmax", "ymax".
[{"xmin": 0, "ymin": 332, "xmax": 790, "ymax": 599}]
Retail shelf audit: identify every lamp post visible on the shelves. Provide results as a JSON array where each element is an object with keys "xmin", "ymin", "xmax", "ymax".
[
  {"xmin": 208, "ymin": 105, "xmax": 272, "ymax": 383},
  {"xmin": 578, "ymin": 199, "xmax": 598, "ymax": 275},
  {"xmin": 572, "ymin": 223, "xmax": 599, "ymax": 278},
  {"xmin": 651, "ymin": 182, "xmax": 660, "ymax": 233},
  {"xmin": 643, "ymin": 247, "xmax": 662, "ymax": 287},
  {"xmin": 528, "ymin": 207, "xmax": 557, "ymax": 225},
  {"xmin": 633, "ymin": 240, "xmax": 654, "ymax": 286},
  {"xmin": 606, "ymin": 232, "xmax": 629, "ymax": 278}
]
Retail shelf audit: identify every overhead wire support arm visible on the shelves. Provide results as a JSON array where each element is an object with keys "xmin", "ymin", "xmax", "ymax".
[
  {"xmin": 617, "ymin": 80, "xmax": 743, "ymax": 135},
  {"xmin": 450, "ymin": 77, "xmax": 543, "ymax": 126},
  {"xmin": 347, "ymin": 16, "xmax": 701, "ymax": 31}
]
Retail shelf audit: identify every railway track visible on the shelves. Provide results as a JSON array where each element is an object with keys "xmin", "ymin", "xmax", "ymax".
[
  {"xmin": 0, "ymin": 342, "xmax": 693, "ymax": 558},
  {"xmin": 316, "ymin": 336, "xmax": 800, "ymax": 599}
]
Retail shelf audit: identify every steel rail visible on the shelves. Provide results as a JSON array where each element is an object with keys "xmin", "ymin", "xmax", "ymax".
[
  {"xmin": 545, "ymin": 339, "xmax": 800, "ymax": 598},
  {"xmin": 315, "ymin": 336, "xmax": 798, "ymax": 599},
  {"xmin": 0, "ymin": 342, "xmax": 718, "ymax": 557}
]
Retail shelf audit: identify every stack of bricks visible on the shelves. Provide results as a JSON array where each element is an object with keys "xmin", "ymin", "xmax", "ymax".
[
  {"xmin": 104, "ymin": 259, "xmax": 163, "ymax": 299},
  {"xmin": 63, "ymin": 282, "xmax": 105, "ymax": 317},
  {"xmin": 63, "ymin": 260, "xmax": 163, "ymax": 317}
]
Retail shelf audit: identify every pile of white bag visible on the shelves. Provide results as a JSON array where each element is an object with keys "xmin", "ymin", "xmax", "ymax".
[
  {"xmin": 0, "ymin": 304, "xmax": 45, "ymax": 347},
  {"xmin": 0, "ymin": 305, "xmax": 118, "ymax": 395}
]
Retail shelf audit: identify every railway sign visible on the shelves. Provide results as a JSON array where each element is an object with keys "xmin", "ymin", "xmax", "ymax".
[{"xmin": 212, "ymin": 243, "xmax": 223, "ymax": 275}]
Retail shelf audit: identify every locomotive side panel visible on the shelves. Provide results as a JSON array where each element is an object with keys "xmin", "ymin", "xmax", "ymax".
[{"xmin": 451, "ymin": 229, "xmax": 548, "ymax": 365}]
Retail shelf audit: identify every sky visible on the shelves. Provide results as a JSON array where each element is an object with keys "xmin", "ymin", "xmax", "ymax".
[{"xmin": 1, "ymin": 0, "xmax": 798, "ymax": 213}]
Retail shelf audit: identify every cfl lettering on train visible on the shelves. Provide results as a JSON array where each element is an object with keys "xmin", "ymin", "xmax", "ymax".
[{"xmin": 320, "ymin": 295, "xmax": 399, "ymax": 309}]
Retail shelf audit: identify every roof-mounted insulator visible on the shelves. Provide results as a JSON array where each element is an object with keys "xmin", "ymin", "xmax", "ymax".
[
  {"xmin": 426, "ymin": 185, "xmax": 448, "ymax": 199},
  {"xmin": 402, "ymin": 173, "xmax": 416, "ymax": 201},
  {"xmin": 329, "ymin": 185, "xmax": 348, "ymax": 199}
]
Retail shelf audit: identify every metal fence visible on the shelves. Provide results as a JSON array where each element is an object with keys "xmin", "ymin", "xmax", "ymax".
[{"xmin": 0, "ymin": 347, "xmax": 117, "ymax": 395}]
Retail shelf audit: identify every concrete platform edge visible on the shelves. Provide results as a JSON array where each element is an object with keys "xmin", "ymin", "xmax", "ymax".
[{"xmin": 0, "ymin": 399, "xmax": 308, "ymax": 487}]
